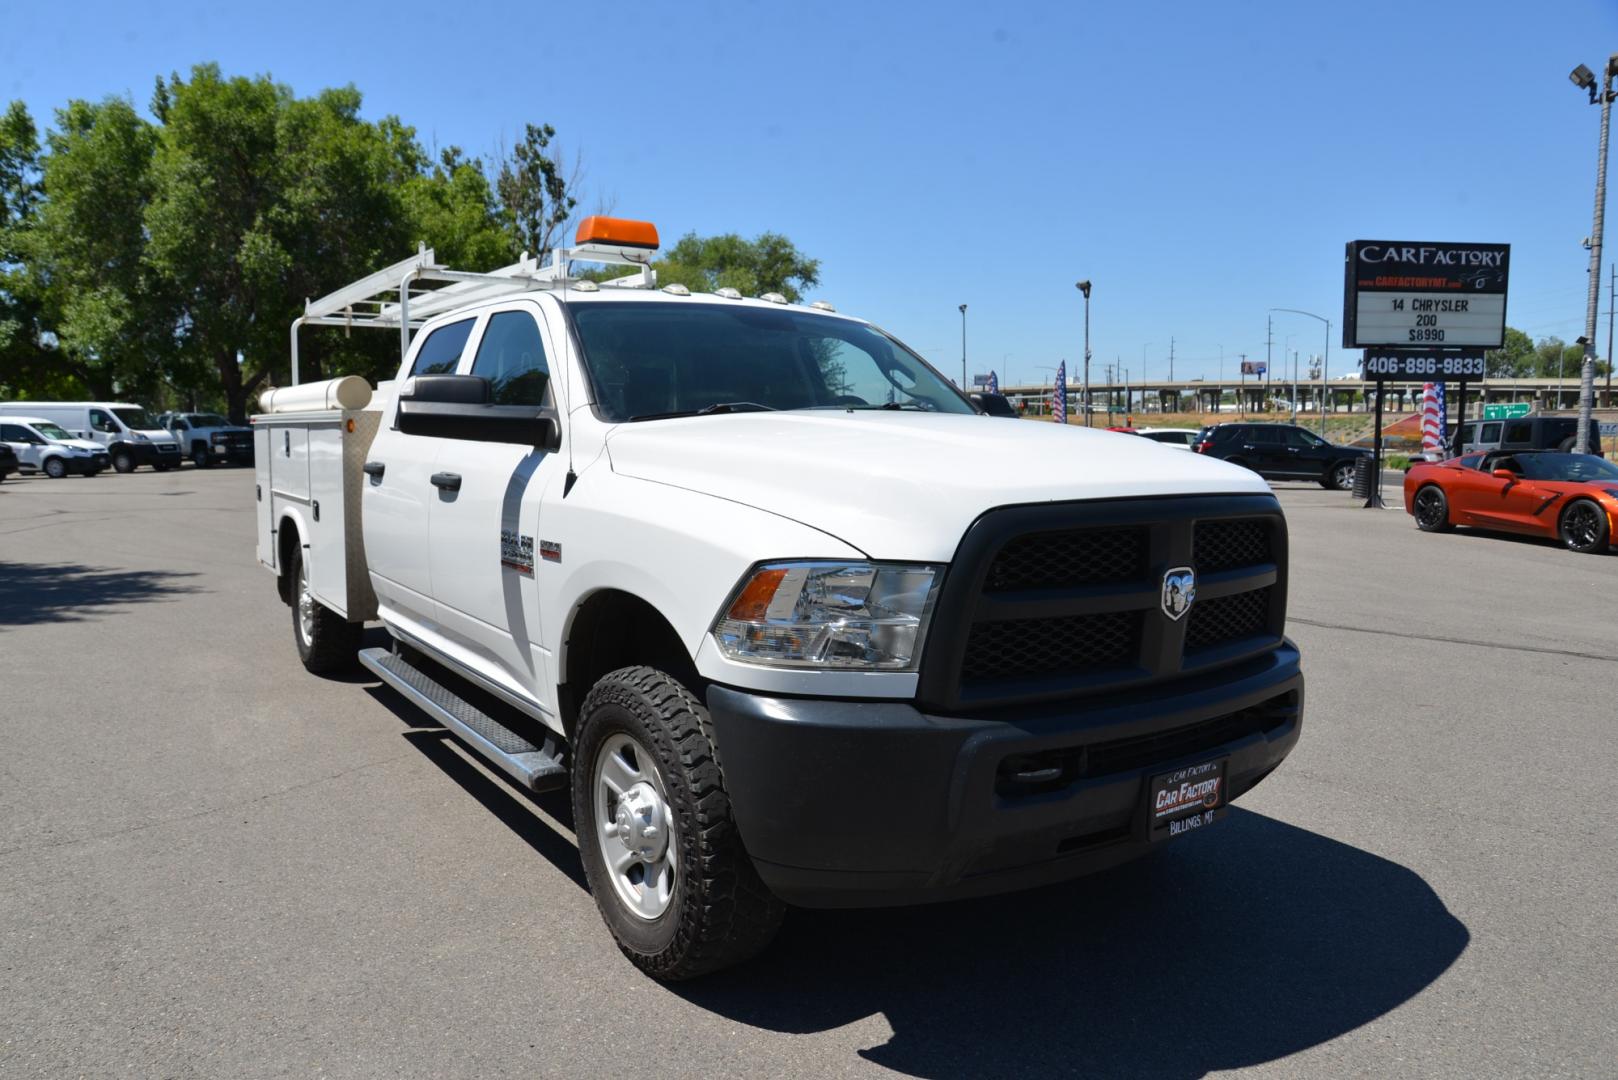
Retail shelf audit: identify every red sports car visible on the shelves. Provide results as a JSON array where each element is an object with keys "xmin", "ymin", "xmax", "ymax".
[{"xmin": 1404, "ymin": 450, "xmax": 1618, "ymax": 554}]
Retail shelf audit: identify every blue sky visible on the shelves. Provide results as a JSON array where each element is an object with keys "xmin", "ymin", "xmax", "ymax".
[{"xmin": 6, "ymin": 0, "xmax": 1616, "ymax": 386}]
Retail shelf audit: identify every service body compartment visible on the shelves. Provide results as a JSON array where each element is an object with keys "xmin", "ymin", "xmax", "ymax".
[{"xmin": 253, "ymin": 408, "xmax": 381, "ymax": 622}]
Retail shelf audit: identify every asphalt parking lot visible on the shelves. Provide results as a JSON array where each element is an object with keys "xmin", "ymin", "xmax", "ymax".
[{"xmin": 2, "ymin": 466, "xmax": 1615, "ymax": 1079}]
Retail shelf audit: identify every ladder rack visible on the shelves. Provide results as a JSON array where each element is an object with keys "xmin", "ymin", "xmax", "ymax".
[{"xmin": 289, "ymin": 240, "xmax": 655, "ymax": 384}]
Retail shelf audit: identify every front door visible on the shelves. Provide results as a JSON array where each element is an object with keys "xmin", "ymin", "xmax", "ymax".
[
  {"xmin": 1467, "ymin": 456, "xmax": 1549, "ymax": 532},
  {"xmin": 363, "ymin": 315, "xmax": 480, "ymax": 638},
  {"xmin": 428, "ymin": 304, "xmax": 564, "ymax": 709}
]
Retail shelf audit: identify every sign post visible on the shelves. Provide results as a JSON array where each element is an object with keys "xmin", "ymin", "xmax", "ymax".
[{"xmin": 1347, "ymin": 240, "xmax": 1511, "ymax": 506}]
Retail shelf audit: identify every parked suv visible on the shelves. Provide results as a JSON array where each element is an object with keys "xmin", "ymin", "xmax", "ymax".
[
  {"xmin": 1453, "ymin": 415, "xmax": 1593, "ymax": 456},
  {"xmin": 1195, "ymin": 421, "xmax": 1370, "ymax": 489},
  {"xmin": 157, "ymin": 412, "xmax": 255, "ymax": 467}
]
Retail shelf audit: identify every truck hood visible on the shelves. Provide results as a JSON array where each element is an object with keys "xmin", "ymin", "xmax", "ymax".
[{"xmin": 604, "ymin": 412, "xmax": 1271, "ymax": 561}]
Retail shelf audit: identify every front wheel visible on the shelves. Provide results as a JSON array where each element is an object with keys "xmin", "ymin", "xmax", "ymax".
[
  {"xmin": 289, "ymin": 548, "xmax": 360, "ymax": 672},
  {"xmin": 43, "ymin": 457, "xmax": 67, "ymax": 479},
  {"xmin": 111, "ymin": 449, "xmax": 135, "ymax": 473},
  {"xmin": 1559, "ymin": 499, "xmax": 1610, "ymax": 554},
  {"xmin": 1413, "ymin": 485, "xmax": 1453, "ymax": 532},
  {"xmin": 192, "ymin": 447, "xmax": 212, "ymax": 468},
  {"xmin": 574, "ymin": 666, "xmax": 784, "ymax": 981}
]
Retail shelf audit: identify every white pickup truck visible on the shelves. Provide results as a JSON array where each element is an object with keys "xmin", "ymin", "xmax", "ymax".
[{"xmin": 255, "ymin": 218, "xmax": 1303, "ymax": 980}]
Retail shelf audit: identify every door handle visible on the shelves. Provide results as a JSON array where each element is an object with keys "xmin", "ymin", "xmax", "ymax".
[
  {"xmin": 430, "ymin": 471, "xmax": 462, "ymax": 492},
  {"xmin": 363, "ymin": 460, "xmax": 386, "ymax": 479}
]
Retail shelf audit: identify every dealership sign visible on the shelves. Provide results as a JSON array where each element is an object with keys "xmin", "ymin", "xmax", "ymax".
[{"xmin": 1343, "ymin": 241, "xmax": 1510, "ymax": 350}]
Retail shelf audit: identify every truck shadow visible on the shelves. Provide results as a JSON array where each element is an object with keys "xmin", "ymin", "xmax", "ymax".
[
  {"xmin": 361, "ymin": 683, "xmax": 1468, "ymax": 1077},
  {"xmin": 674, "ymin": 809, "xmax": 1469, "ymax": 1079},
  {"xmin": 0, "ymin": 559, "xmax": 200, "ymax": 628}
]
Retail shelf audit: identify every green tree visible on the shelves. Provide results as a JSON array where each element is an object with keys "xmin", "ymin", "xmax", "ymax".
[
  {"xmin": 1484, "ymin": 327, "xmax": 1534, "ymax": 378},
  {"xmin": 0, "ymin": 101, "xmax": 47, "ymax": 398},
  {"xmin": 653, "ymin": 231, "xmax": 821, "ymax": 303},
  {"xmin": 495, "ymin": 123, "xmax": 576, "ymax": 263}
]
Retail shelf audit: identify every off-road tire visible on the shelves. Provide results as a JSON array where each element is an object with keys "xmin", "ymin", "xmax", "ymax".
[
  {"xmin": 112, "ymin": 449, "xmax": 135, "ymax": 473},
  {"xmin": 1559, "ymin": 498, "xmax": 1610, "ymax": 554},
  {"xmin": 192, "ymin": 446, "xmax": 212, "ymax": 468},
  {"xmin": 43, "ymin": 457, "xmax": 67, "ymax": 479},
  {"xmin": 1413, "ymin": 484, "xmax": 1453, "ymax": 532},
  {"xmin": 289, "ymin": 547, "xmax": 360, "ymax": 673},
  {"xmin": 573, "ymin": 666, "xmax": 784, "ymax": 981}
]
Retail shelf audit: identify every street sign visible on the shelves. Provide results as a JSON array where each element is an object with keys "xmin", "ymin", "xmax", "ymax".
[
  {"xmin": 1599, "ymin": 421, "xmax": 1618, "ymax": 436},
  {"xmin": 1360, "ymin": 349, "xmax": 1487, "ymax": 380},
  {"xmin": 1483, "ymin": 403, "xmax": 1531, "ymax": 420},
  {"xmin": 1343, "ymin": 241, "xmax": 1510, "ymax": 350}
]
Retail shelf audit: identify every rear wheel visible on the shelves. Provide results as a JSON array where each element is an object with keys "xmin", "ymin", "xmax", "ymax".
[
  {"xmin": 574, "ymin": 666, "xmax": 784, "ymax": 981},
  {"xmin": 1326, "ymin": 460, "xmax": 1357, "ymax": 491},
  {"xmin": 1413, "ymin": 485, "xmax": 1452, "ymax": 532},
  {"xmin": 1559, "ymin": 499, "xmax": 1609, "ymax": 554},
  {"xmin": 43, "ymin": 457, "xmax": 67, "ymax": 479},
  {"xmin": 289, "ymin": 547, "xmax": 361, "ymax": 672},
  {"xmin": 112, "ymin": 449, "xmax": 135, "ymax": 473}
]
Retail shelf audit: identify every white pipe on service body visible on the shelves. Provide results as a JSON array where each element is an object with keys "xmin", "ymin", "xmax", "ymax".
[{"xmin": 258, "ymin": 376, "xmax": 373, "ymax": 414}]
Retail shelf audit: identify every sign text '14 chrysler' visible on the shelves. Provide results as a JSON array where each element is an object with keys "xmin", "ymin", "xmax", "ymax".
[{"xmin": 1342, "ymin": 240, "xmax": 1510, "ymax": 351}]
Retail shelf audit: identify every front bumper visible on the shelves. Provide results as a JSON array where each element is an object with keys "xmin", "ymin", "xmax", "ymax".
[
  {"xmin": 58, "ymin": 455, "xmax": 102, "ymax": 475},
  {"xmin": 706, "ymin": 642, "xmax": 1302, "ymax": 908},
  {"xmin": 129, "ymin": 442, "xmax": 181, "ymax": 466}
]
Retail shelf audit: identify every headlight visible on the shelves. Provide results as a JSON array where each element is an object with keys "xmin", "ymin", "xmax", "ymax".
[
  {"xmin": 712, "ymin": 561, "xmax": 942, "ymax": 670},
  {"xmin": 132, "ymin": 431, "xmax": 148, "ymax": 442}
]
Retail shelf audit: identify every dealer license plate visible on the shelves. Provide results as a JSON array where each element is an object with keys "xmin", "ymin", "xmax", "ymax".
[{"xmin": 1147, "ymin": 757, "xmax": 1228, "ymax": 842}]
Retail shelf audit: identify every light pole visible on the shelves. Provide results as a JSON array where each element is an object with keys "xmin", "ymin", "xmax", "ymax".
[
  {"xmin": 1570, "ymin": 55, "xmax": 1617, "ymax": 453},
  {"xmin": 1076, "ymin": 280, "xmax": 1093, "ymax": 426},
  {"xmin": 1271, "ymin": 308, "xmax": 1332, "ymax": 435},
  {"xmin": 958, "ymin": 304, "xmax": 968, "ymax": 390}
]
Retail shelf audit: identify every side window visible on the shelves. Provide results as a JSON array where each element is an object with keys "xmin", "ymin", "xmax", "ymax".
[
  {"xmin": 1479, "ymin": 422, "xmax": 1502, "ymax": 442},
  {"xmin": 1282, "ymin": 428, "xmax": 1316, "ymax": 448},
  {"xmin": 1503, "ymin": 421, "xmax": 1532, "ymax": 443},
  {"xmin": 173, "ymin": 418, "xmax": 189, "ymax": 431},
  {"xmin": 409, "ymin": 318, "xmax": 476, "ymax": 377},
  {"xmin": 1, "ymin": 424, "xmax": 29, "ymax": 441},
  {"xmin": 1249, "ymin": 427, "xmax": 1282, "ymax": 444},
  {"xmin": 470, "ymin": 311, "xmax": 551, "ymax": 405},
  {"xmin": 89, "ymin": 410, "xmax": 120, "ymax": 434},
  {"xmin": 1457, "ymin": 423, "xmax": 1474, "ymax": 444}
]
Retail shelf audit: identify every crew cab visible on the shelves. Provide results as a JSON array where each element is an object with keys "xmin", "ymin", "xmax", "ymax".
[
  {"xmin": 256, "ymin": 218, "xmax": 1304, "ymax": 980},
  {"xmin": 157, "ymin": 411, "xmax": 255, "ymax": 467}
]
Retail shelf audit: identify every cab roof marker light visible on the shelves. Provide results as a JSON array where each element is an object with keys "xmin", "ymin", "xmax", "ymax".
[
  {"xmin": 661, "ymin": 283, "xmax": 691, "ymax": 296},
  {"xmin": 760, "ymin": 292, "xmax": 787, "ymax": 304},
  {"xmin": 810, "ymin": 300, "xmax": 835, "ymax": 312},
  {"xmin": 715, "ymin": 287, "xmax": 743, "ymax": 300}
]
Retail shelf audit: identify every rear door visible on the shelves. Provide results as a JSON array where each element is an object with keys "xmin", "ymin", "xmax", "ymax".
[
  {"xmin": 427, "ymin": 302, "xmax": 565, "ymax": 706},
  {"xmin": 363, "ymin": 315, "xmax": 480, "ymax": 636},
  {"xmin": 1244, "ymin": 427, "xmax": 1289, "ymax": 475}
]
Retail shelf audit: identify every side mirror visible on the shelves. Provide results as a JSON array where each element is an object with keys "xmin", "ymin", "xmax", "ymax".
[
  {"xmin": 1492, "ymin": 468, "xmax": 1517, "ymax": 481},
  {"xmin": 396, "ymin": 374, "xmax": 560, "ymax": 451}
]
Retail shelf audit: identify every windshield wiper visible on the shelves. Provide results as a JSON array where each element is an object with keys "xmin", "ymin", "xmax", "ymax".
[{"xmin": 627, "ymin": 401, "xmax": 777, "ymax": 422}]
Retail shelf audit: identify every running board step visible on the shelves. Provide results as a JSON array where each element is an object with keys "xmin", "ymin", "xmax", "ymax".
[{"xmin": 360, "ymin": 647, "xmax": 568, "ymax": 792}]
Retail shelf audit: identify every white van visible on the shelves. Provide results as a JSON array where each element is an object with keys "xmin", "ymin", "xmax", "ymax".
[
  {"xmin": 0, "ymin": 402, "xmax": 181, "ymax": 472},
  {"xmin": 0, "ymin": 417, "xmax": 110, "ymax": 477}
]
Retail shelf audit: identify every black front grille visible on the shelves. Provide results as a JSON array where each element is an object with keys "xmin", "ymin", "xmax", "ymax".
[
  {"xmin": 962, "ymin": 610, "xmax": 1141, "ymax": 681},
  {"xmin": 1194, "ymin": 519, "xmax": 1272, "ymax": 574},
  {"xmin": 985, "ymin": 526, "xmax": 1147, "ymax": 591},
  {"xmin": 921, "ymin": 495, "xmax": 1289, "ymax": 711},
  {"xmin": 1185, "ymin": 587, "xmax": 1271, "ymax": 651}
]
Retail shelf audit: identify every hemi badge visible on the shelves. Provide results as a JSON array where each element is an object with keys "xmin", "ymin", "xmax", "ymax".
[{"xmin": 539, "ymin": 540, "xmax": 562, "ymax": 563}]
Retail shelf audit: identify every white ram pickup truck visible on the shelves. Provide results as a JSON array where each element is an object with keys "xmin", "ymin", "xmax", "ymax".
[{"xmin": 255, "ymin": 218, "xmax": 1303, "ymax": 980}]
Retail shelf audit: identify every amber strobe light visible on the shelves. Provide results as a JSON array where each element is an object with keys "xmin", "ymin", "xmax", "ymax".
[{"xmin": 575, "ymin": 216, "xmax": 660, "ymax": 250}]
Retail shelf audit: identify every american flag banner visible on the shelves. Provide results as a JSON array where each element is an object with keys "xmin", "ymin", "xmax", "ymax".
[
  {"xmin": 1420, "ymin": 382, "xmax": 1447, "ymax": 457},
  {"xmin": 988, "ymin": 371, "xmax": 999, "ymax": 394},
  {"xmin": 1054, "ymin": 361, "xmax": 1068, "ymax": 423}
]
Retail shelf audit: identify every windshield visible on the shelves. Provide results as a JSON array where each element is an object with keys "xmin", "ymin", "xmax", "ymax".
[
  {"xmin": 188, "ymin": 414, "xmax": 230, "ymax": 427},
  {"xmin": 112, "ymin": 407, "xmax": 153, "ymax": 429},
  {"xmin": 1514, "ymin": 454, "xmax": 1618, "ymax": 483},
  {"xmin": 567, "ymin": 302, "xmax": 975, "ymax": 422},
  {"xmin": 33, "ymin": 422, "xmax": 72, "ymax": 440}
]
